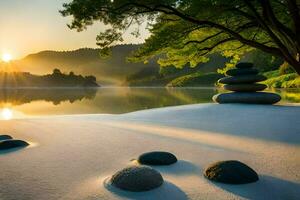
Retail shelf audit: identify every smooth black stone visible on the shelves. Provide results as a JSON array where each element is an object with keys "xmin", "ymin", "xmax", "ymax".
[
  {"xmin": 0, "ymin": 135, "xmax": 13, "ymax": 141},
  {"xmin": 138, "ymin": 151, "xmax": 177, "ymax": 166},
  {"xmin": 224, "ymin": 84, "xmax": 267, "ymax": 92},
  {"xmin": 213, "ymin": 92, "xmax": 281, "ymax": 104},
  {"xmin": 0, "ymin": 139, "xmax": 29, "ymax": 150},
  {"xmin": 226, "ymin": 68, "xmax": 259, "ymax": 76},
  {"xmin": 204, "ymin": 160, "xmax": 259, "ymax": 184},
  {"xmin": 110, "ymin": 166, "xmax": 163, "ymax": 192},
  {"xmin": 218, "ymin": 75, "xmax": 267, "ymax": 84},
  {"xmin": 236, "ymin": 62, "xmax": 254, "ymax": 69}
]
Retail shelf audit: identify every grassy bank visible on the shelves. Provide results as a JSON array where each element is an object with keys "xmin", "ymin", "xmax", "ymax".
[
  {"xmin": 166, "ymin": 72, "xmax": 224, "ymax": 87},
  {"xmin": 263, "ymin": 70, "xmax": 300, "ymax": 88}
]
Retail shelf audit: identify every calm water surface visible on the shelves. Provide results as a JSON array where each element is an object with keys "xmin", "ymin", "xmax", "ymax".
[{"xmin": 0, "ymin": 87, "xmax": 299, "ymax": 120}]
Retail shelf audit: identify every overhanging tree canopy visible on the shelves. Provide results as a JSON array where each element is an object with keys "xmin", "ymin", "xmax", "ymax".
[{"xmin": 61, "ymin": 0, "xmax": 300, "ymax": 74}]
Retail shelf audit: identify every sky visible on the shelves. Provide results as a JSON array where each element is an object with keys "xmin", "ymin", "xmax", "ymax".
[{"xmin": 0, "ymin": 0, "xmax": 149, "ymax": 59}]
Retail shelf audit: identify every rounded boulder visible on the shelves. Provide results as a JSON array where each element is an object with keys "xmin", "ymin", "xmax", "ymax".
[
  {"xmin": 224, "ymin": 84, "xmax": 267, "ymax": 92},
  {"xmin": 138, "ymin": 151, "xmax": 177, "ymax": 165},
  {"xmin": 204, "ymin": 160, "xmax": 259, "ymax": 184},
  {"xmin": 0, "ymin": 139, "xmax": 29, "ymax": 150},
  {"xmin": 213, "ymin": 92, "xmax": 281, "ymax": 104},
  {"xmin": 110, "ymin": 166, "xmax": 164, "ymax": 192},
  {"xmin": 218, "ymin": 75, "xmax": 267, "ymax": 84}
]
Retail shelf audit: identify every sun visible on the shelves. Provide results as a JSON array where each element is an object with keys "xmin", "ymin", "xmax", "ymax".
[
  {"xmin": 1, "ymin": 108, "xmax": 13, "ymax": 120},
  {"xmin": 1, "ymin": 53, "xmax": 12, "ymax": 63}
]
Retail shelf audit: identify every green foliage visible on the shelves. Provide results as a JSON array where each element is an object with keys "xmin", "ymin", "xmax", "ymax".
[
  {"xmin": 263, "ymin": 70, "xmax": 300, "ymax": 88},
  {"xmin": 279, "ymin": 62, "xmax": 296, "ymax": 75},
  {"xmin": 217, "ymin": 54, "xmax": 241, "ymax": 75},
  {"xmin": 167, "ymin": 72, "xmax": 224, "ymax": 87},
  {"xmin": 61, "ymin": 0, "xmax": 300, "ymax": 73},
  {"xmin": 242, "ymin": 50, "xmax": 284, "ymax": 72},
  {"xmin": 126, "ymin": 53, "xmax": 228, "ymax": 86}
]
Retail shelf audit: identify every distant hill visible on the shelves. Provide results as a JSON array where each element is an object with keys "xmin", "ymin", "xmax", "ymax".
[{"xmin": 13, "ymin": 44, "xmax": 159, "ymax": 85}]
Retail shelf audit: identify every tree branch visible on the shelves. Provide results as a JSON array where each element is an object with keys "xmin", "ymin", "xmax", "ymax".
[
  {"xmin": 243, "ymin": 0, "xmax": 298, "ymax": 65},
  {"xmin": 184, "ymin": 31, "xmax": 224, "ymax": 46},
  {"xmin": 260, "ymin": 0, "xmax": 298, "ymax": 52}
]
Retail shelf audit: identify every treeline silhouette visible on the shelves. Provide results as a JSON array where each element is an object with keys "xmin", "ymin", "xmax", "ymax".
[{"xmin": 0, "ymin": 69, "xmax": 99, "ymax": 88}]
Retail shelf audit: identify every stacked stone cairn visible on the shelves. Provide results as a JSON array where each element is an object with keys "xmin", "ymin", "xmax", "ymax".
[{"xmin": 213, "ymin": 62, "xmax": 281, "ymax": 104}]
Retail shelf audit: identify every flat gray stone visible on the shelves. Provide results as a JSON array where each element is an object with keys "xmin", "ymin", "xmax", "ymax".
[
  {"xmin": 0, "ymin": 135, "xmax": 13, "ymax": 141},
  {"xmin": 204, "ymin": 160, "xmax": 259, "ymax": 184},
  {"xmin": 138, "ymin": 151, "xmax": 177, "ymax": 165},
  {"xmin": 226, "ymin": 68, "xmax": 259, "ymax": 76},
  {"xmin": 236, "ymin": 63, "xmax": 254, "ymax": 69},
  {"xmin": 110, "ymin": 166, "xmax": 163, "ymax": 192},
  {"xmin": 224, "ymin": 84, "xmax": 267, "ymax": 92},
  {"xmin": 213, "ymin": 92, "xmax": 281, "ymax": 104},
  {"xmin": 218, "ymin": 75, "xmax": 267, "ymax": 84},
  {"xmin": 0, "ymin": 139, "xmax": 29, "ymax": 150}
]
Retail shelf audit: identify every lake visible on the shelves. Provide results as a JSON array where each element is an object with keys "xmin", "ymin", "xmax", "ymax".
[{"xmin": 0, "ymin": 87, "xmax": 299, "ymax": 120}]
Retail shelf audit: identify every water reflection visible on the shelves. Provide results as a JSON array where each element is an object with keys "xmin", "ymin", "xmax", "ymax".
[
  {"xmin": 0, "ymin": 88, "xmax": 97, "ymax": 106},
  {"xmin": 0, "ymin": 87, "xmax": 299, "ymax": 119}
]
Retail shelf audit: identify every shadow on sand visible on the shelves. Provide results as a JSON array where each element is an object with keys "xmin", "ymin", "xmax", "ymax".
[
  {"xmin": 0, "ymin": 146, "xmax": 28, "ymax": 155},
  {"xmin": 104, "ymin": 180, "xmax": 188, "ymax": 200},
  {"xmin": 211, "ymin": 175, "xmax": 300, "ymax": 200},
  {"xmin": 124, "ymin": 104, "xmax": 300, "ymax": 145},
  {"xmin": 152, "ymin": 160, "xmax": 201, "ymax": 176}
]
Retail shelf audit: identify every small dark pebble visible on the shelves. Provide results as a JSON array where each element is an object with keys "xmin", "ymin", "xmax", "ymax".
[{"xmin": 138, "ymin": 151, "xmax": 178, "ymax": 165}]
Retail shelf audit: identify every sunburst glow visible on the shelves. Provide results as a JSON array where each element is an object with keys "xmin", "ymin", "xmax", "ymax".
[
  {"xmin": 1, "ymin": 53, "xmax": 12, "ymax": 63},
  {"xmin": 1, "ymin": 108, "xmax": 13, "ymax": 120}
]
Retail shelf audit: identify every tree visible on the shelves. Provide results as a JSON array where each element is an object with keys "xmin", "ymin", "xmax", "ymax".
[
  {"xmin": 61, "ymin": 0, "xmax": 300, "ymax": 74},
  {"xmin": 53, "ymin": 68, "xmax": 62, "ymax": 75},
  {"xmin": 85, "ymin": 75, "xmax": 97, "ymax": 83}
]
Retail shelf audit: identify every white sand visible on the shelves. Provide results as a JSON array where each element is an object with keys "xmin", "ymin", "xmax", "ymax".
[{"xmin": 0, "ymin": 103, "xmax": 299, "ymax": 200}]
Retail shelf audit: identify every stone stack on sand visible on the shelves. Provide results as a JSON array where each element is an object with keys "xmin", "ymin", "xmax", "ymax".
[{"xmin": 213, "ymin": 62, "xmax": 281, "ymax": 104}]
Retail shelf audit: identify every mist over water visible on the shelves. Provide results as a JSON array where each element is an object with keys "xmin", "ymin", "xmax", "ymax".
[{"xmin": 0, "ymin": 87, "xmax": 299, "ymax": 120}]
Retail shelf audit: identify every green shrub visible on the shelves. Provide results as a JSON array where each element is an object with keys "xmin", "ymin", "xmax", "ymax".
[
  {"xmin": 167, "ymin": 72, "xmax": 224, "ymax": 87},
  {"xmin": 279, "ymin": 62, "xmax": 295, "ymax": 75},
  {"xmin": 263, "ymin": 70, "xmax": 300, "ymax": 88}
]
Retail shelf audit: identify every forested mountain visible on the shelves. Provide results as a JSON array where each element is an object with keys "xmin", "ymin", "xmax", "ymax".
[
  {"xmin": 13, "ymin": 45, "xmax": 159, "ymax": 85},
  {"xmin": 13, "ymin": 44, "xmax": 230, "ymax": 86}
]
